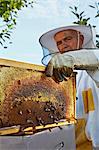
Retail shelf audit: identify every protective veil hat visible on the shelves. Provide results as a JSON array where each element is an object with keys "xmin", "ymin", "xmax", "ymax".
[{"xmin": 39, "ymin": 25, "xmax": 96, "ymax": 65}]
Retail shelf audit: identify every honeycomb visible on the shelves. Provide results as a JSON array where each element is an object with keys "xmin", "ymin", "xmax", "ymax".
[{"xmin": 0, "ymin": 58, "xmax": 76, "ymax": 135}]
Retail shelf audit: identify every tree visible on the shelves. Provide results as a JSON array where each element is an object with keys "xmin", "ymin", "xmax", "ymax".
[
  {"xmin": 69, "ymin": 2, "xmax": 99, "ymax": 48},
  {"xmin": 0, "ymin": 0, "xmax": 35, "ymax": 48}
]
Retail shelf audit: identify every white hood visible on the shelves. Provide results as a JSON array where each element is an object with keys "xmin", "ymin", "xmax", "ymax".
[{"xmin": 39, "ymin": 25, "xmax": 96, "ymax": 65}]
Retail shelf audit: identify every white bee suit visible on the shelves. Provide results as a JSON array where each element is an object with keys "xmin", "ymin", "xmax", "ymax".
[{"xmin": 39, "ymin": 25, "xmax": 99, "ymax": 149}]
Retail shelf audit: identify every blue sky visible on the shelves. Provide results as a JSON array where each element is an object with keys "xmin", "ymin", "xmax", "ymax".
[{"xmin": 0, "ymin": 0, "xmax": 98, "ymax": 65}]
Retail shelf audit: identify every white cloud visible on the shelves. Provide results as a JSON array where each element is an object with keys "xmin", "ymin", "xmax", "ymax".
[{"xmin": 19, "ymin": 0, "xmax": 73, "ymax": 19}]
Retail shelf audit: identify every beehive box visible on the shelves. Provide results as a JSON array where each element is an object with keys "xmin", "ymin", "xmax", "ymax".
[{"xmin": 0, "ymin": 58, "xmax": 76, "ymax": 135}]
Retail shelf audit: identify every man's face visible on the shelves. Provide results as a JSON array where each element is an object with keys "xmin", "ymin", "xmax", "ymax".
[{"xmin": 54, "ymin": 29, "xmax": 84, "ymax": 53}]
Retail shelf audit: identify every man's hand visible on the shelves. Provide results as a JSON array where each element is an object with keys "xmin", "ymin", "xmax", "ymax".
[{"xmin": 45, "ymin": 53, "xmax": 74, "ymax": 82}]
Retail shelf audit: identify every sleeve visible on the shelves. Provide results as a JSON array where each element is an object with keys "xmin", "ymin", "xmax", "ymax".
[
  {"xmin": 93, "ymin": 50, "xmax": 99, "ymax": 61},
  {"xmin": 87, "ymin": 49, "xmax": 99, "ymax": 88}
]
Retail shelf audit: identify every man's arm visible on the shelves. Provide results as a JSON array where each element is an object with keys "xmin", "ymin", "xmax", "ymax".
[{"xmin": 45, "ymin": 49, "xmax": 99, "ymax": 86}]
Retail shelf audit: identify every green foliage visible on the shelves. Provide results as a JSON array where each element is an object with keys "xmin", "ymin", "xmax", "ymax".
[
  {"xmin": 89, "ymin": 2, "xmax": 99, "ymax": 48},
  {"xmin": 0, "ymin": 0, "xmax": 35, "ymax": 48},
  {"xmin": 69, "ymin": 6, "xmax": 90, "ymax": 25},
  {"xmin": 89, "ymin": 2, "xmax": 99, "ymax": 18},
  {"xmin": 70, "ymin": 3, "xmax": 99, "ymax": 48}
]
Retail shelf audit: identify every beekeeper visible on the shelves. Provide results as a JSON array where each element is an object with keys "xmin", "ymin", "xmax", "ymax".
[{"xmin": 39, "ymin": 25, "xmax": 99, "ymax": 150}]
